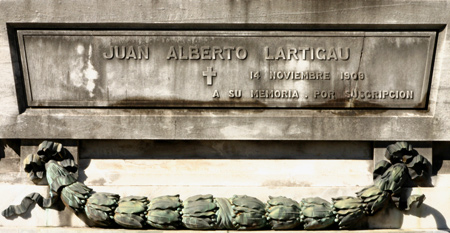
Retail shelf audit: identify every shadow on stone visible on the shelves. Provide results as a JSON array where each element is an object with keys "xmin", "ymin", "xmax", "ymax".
[
  {"xmin": 406, "ymin": 203, "xmax": 449, "ymax": 230},
  {"xmin": 77, "ymin": 159, "xmax": 91, "ymax": 183},
  {"xmin": 368, "ymin": 202, "xmax": 404, "ymax": 229},
  {"xmin": 0, "ymin": 139, "xmax": 20, "ymax": 161},
  {"xmin": 0, "ymin": 141, "xmax": 5, "ymax": 160}
]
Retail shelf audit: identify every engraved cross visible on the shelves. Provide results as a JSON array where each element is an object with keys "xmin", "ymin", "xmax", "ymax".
[{"xmin": 202, "ymin": 67, "xmax": 217, "ymax": 86}]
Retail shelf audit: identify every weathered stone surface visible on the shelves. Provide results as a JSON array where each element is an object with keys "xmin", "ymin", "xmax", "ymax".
[
  {"xmin": 0, "ymin": 1, "xmax": 447, "ymax": 140},
  {"xmin": 19, "ymin": 31, "xmax": 434, "ymax": 109},
  {"xmin": 1, "ymin": 0, "xmax": 450, "ymax": 232}
]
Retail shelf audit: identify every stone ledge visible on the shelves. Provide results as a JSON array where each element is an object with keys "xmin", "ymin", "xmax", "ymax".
[{"xmin": 0, "ymin": 227, "xmax": 448, "ymax": 233}]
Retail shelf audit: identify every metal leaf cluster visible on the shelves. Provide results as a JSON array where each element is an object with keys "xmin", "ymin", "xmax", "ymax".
[
  {"xmin": 332, "ymin": 196, "xmax": 365, "ymax": 229},
  {"xmin": 299, "ymin": 197, "xmax": 334, "ymax": 230},
  {"xmin": 230, "ymin": 195, "xmax": 267, "ymax": 230},
  {"xmin": 374, "ymin": 163, "xmax": 409, "ymax": 195},
  {"xmin": 146, "ymin": 195, "xmax": 182, "ymax": 229},
  {"xmin": 60, "ymin": 182, "xmax": 92, "ymax": 212},
  {"xmin": 265, "ymin": 196, "xmax": 301, "ymax": 230},
  {"xmin": 85, "ymin": 192, "xmax": 120, "ymax": 227},
  {"xmin": 356, "ymin": 185, "xmax": 389, "ymax": 215},
  {"xmin": 114, "ymin": 196, "xmax": 149, "ymax": 228},
  {"xmin": 45, "ymin": 161, "xmax": 78, "ymax": 194},
  {"xmin": 181, "ymin": 194, "xmax": 217, "ymax": 229}
]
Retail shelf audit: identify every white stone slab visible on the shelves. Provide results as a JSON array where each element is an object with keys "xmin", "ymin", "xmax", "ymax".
[{"xmin": 80, "ymin": 159, "xmax": 373, "ymax": 187}]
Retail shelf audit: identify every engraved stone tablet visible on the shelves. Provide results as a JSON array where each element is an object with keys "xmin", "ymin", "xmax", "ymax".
[{"xmin": 18, "ymin": 30, "xmax": 435, "ymax": 108}]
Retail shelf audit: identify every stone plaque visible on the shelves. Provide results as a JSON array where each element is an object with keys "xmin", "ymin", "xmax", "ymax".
[{"xmin": 18, "ymin": 30, "xmax": 435, "ymax": 108}]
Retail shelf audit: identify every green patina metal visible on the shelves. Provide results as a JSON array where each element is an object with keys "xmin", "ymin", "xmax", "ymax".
[
  {"xmin": 266, "ymin": 196, "xmax": 301, "ymax": 230},
  {"xmin": 85, "ymin": 192, "xmax": 120, "ymax": 227},
  {"xmin": 1, "ymin": 141, "xmax": 431, "ymax": 230},
  {"xmin": 300, "ymin": 197, "xmax": 334, "ymax": 230}
]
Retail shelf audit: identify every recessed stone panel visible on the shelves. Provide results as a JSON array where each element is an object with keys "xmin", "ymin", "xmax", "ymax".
[{"xmin": 18, "ymin": 30, "xmax": 435, "ymax": 108}]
